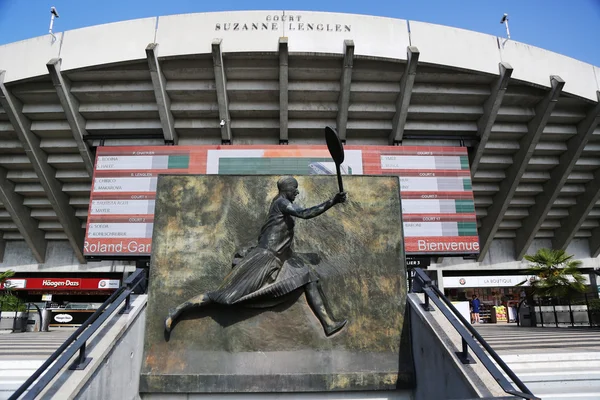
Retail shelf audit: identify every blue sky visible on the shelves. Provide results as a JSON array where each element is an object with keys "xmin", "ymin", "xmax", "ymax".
[{"xmin": 0, "ymin": 0, "xmax": 599, "ymax": 66}]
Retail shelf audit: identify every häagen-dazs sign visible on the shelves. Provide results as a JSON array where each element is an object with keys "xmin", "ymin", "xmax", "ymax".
[{"xmin": 215, "ymin": 13, "xmax": 351, "ymax": 33}]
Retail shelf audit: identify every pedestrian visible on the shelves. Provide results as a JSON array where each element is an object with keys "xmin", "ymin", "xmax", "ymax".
[{"xmin": 471, "ymin": 294, "xmax": 481, "ymax": 324}]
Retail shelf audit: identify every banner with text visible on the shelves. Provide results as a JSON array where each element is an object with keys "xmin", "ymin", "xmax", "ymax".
[
  {"xmin": 2, "ymin": 278, "xmax": 120, "ymax": 291},
  {"xmin": 85, "ymin": 145, "xmax": 479, "ymax": 257}
]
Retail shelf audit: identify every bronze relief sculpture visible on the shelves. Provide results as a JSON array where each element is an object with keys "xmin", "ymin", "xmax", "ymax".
[{"xmin": 164, "ymin": 176, "xmax": 348, "ymax": 336}]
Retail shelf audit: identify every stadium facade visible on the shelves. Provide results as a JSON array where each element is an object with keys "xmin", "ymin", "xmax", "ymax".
[{"xmin": 0, "ymin": 11, "xmax": 599, "ymax": 307}]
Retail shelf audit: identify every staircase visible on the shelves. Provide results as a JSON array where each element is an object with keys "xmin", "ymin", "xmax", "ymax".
[
  {"xmin": 0, "ymin": 329, "xmax": 75, "ymax": 400},
  {"xmin": 476, "ymin": 324, "xmax": 600, "ymax": 400}
]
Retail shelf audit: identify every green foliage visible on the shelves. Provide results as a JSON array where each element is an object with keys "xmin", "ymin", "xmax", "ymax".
[
  {"xmin": 0, "ymin": 270, "xmax": 25, "ymax": 311},
  {"xmin": 588, "ymin": 298, "xmax": 600, "ymax": 311},
  {"xmin": 0, "ymin": 294, "xmax": 26, "ymax": 312},
  {"xmin": 517, "ymin": 248, "xmax": 586, "ymax": 300},
  {"xmin": 0, "ymin": 270, "xmax": 15, "ymax": 288}
]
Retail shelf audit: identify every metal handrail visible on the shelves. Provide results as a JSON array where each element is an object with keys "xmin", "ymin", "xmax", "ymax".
[
  {"xmin": 9, "ymin": 268, "xmax": 146, "ymax": 400},
  {"xmin": 412, "ymin": 268, "xmax": 539, "ymax": 400}
]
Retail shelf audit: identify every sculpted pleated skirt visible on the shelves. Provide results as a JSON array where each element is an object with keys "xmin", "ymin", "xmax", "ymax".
[{"xmin": 207, "ymin": 247, "xmax": 314, "ymax": 306}]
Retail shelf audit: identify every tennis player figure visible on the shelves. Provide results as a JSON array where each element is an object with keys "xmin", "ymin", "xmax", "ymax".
[{"xmin": 165, "ymin": 176, "xmax": 348, "ymax": 337}]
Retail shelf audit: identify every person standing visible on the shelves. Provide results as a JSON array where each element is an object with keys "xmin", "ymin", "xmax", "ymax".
[{"xmin": 471, "ymin": 294, "xmax": 481, "ymax": 324}]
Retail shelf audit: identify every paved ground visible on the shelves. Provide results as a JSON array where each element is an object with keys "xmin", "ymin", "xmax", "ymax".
[
  {"xmin": 475, "ymin": 323, "xmax": 600, "ymax": 400},
  {"xmin": 475, "ymin": 323, "xmax": 600, "ymax": 353},
  {"xmin": 1, "ymin": 324, "xmax": 598, "ymax": 399},
  {"xmin": 0, "ymin": 329, "xmax": 76, "ymax": 400}
]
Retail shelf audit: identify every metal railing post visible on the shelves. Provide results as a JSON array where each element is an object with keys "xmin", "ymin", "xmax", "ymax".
[
  {"xmin": 120, "ymin": 272, "xmax": 140, "ymax": 314},
  {"xmin": 423, "ymin": 291, "xmax": 433, "ymax": 311},
  {"xmin": 413, "ymin": 268, "xmax": 434, "ymax": 311},
  {"xmin": 120, "ymin": 293, "xmax": 132, "ymax": 314},
  {"xmin": 455, "ymin": 337, "xmax": 475, "ymax": 364},
  {"xmin": 585, "ymin": 293, "xmax": 593, "ymax": 327},
  {"xmin": 69, "ymin": 341, "xmax": 92, "ymax": 370},
  {"xmin": 568, "ymin": 300, "xmax": 574, "ymax": 326}
]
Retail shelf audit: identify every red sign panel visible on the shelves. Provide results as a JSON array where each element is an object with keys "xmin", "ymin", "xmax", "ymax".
[
  {"xmin": 2, "ymin": 278, "xmax": 120, "ymax": 291},
  {"xmin": 85, "ymin": 145, "xmax": 479, "ymax": 257}
]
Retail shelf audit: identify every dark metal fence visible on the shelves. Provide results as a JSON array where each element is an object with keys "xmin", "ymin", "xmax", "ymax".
[
  {"xmin": 0, "ymin": 297, "xmax": 29, "ymax": 332},
  {"xmin": 9, "ymin": 268, "xmax": 146, "ymax": 400},
  {"xmin": 521, "ymin": 294, "xmax": 600, "ymax": 328},
  {"xmin": 412, "ymin": 268, "xmax": 539, "ymax": 400}
]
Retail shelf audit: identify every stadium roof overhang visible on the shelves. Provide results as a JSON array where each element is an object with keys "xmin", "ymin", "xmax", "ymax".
[{"xmin": 0, "ymin": 11, "xmax": 599, "ymax": 265}]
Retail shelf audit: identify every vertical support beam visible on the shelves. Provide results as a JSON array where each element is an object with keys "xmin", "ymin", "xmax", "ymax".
[
  {"xmin": 0, "ymin": 166, "xmax": 46, "ymax": 262},
  {"xmin": 336, "ymin": 40, "xmax": 354, "ymax": 142},
  {"xmin": 588, "ymin": 219, "xmax": 600, "ymax": 258},
  {"xmin": 477, "ymin": 76, "xmax": 564, "ymax": 261},
  {"xmin": 566, "ymin": 171, "xmax": 600, "ymax": 257},
  {"xmin": 146, "ymin": 43, "xmax": 178, "ymax": 144},
  {"xmin": 279, "ymin": 37, "xmax": 289, "ymax": 144},
  {"xmin": 212, "ymin": 39, "xmax": 232, "ymax": 144},
  {"xmin": 470, "ymin": 62, "xmax": 513, "ymax": 175},
  {"xmin": 390, "ymin": 46, "xmax": 419, "ymax": 144},
  {"xmin": 46, "ymin": 59, "xmax": 95, "ymax": 176},
  {"xmin": 0, "ymin": 233, "xmax": 6, "ymax": 263},
  {"xmin": 517, "ymin": 91, "xmax": 600, "ymax": 258},
  {"xmin": 0, "ymin": 71, "xmax": 86, "ymax": 264}
]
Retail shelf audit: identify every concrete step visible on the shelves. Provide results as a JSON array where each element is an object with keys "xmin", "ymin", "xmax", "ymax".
[
  {"xmin": 502, "ymin": 352, "xmax": 600, "ymax": 370},
  {"xmin": 515, "ymin": 369, "xmax": 600, "ymax": 383},
  {"xmin": 0, "ymin": 330, "xmax": 73, "ymax": 399},
  {"xmin": 538, "ymin": 394, "xmax": 600, "ymax": 400},
  {"xmin": 526, "ymin": 379, "xmax": 600, "ymax": 395},
  {"xmin": 502, "ymin": 351, "xmax": 600, "ymax": 363},
  {"xmin": 0, "ymin": 360, "xmax": 43, "ymax": 371}
]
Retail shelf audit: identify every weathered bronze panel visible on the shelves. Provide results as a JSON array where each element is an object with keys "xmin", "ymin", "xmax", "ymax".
[{"xmin": 140, "ymin": 175, "xmax": 413, "ymax": 393}]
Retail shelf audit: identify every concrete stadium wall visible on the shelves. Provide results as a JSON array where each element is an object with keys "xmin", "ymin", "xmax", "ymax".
[
  {"xmin": 39, "ymin": 295, "xmax": 147, "ymax": 400},
  {"xmin": 1, "ymin": 11, "xmax": 598, "ymax": 101},
  {"xmin": 409, "ymin": 21, "xmax": 501, "ymax": 75},
  {"xmin": 60, "ymin": 18, "xmax": 157, "ymax": 71},
  {"xmin": 408, "ymin": 293, "xmax": 505, "ymax": 400},
  {"xmin": 435, "ymin": 238, "xmax": 600, "ymax": 272},
  {"xmin": 0, "ymin": 241, "xmax": 134, "ymax": 273},
  {"xmin": 0, "ymin": 34, "xmax": 61, "ymax": 82}
]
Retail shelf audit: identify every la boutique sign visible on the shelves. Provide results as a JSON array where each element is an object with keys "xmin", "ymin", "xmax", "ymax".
[{"xmin": 215, "ymin": 13, "xmax": 351, "ymax": 33}]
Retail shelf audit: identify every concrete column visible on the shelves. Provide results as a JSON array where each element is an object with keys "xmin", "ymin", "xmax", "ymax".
[
  {"xmin": 587, "ymin": 220, "xmax": 600, "ymax": 258},
  {"xmin": 390, "ymin": 46, "xmax": 419, "ymax": 144},
  {"xmin": 0, "ymin": 71, "xmax": 86, "ymax": 264},
  {"xmin": 436, "ymin": 269, "xmax": 445, "ymax": 292},
  {"xmin": 517, "ymin": 91, "xmax": 600, "ymax": 258},
  {"xmin": 0, "ymin": 234, "xmax": 5, "ymax": 263},
  {"xmin": 477, "ymin": 76, "xmax": 564, "ymax": 262},
  {"xmin": 551, "ymin": 91, "xmax": 600, "ymax": 253},
  {"xmin": 279, "ymin": 38, "xmax": 289, "ymax": 144},
  {"xmin": 212, "ymin": 39, "xmax": 232, "ymax": 144},
  {"xmin": 470, "ymin": 62, "xmax": 513, "ymax": 175},
  {"xmin": 336, "ymin": 40, "xmax": 354, "ymax": 142},
  {"xmin": 0, "ymin": 166, "xmax": 46, "ymax": 262},
  {"xmin": 46, "ymin": 58, "xmax": 95, "ymax": 176},
  {"xmin": 146, "ymin": 43, "xmax": 178, "ymax": 144}
]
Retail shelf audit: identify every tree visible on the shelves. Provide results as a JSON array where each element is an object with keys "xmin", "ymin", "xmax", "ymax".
[
  {"xmin": 0, "ymin": 270, "xmax": 15, "ymax": 293},
  {"xmin": 0, "ymin": 270, "xmax": 24, "ymax": 312},
  {"xmin": 518, "ymin": 248, "xmax": 586, "ymax": 300}
]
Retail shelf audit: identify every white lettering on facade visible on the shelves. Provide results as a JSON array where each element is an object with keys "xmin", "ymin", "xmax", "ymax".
[
  {"xmin": 417, "ymin": 240, "xmax": 480, "ymax": 252},
  {"xmin": 42, "ymin": 279, "xmax": 80, "ymax": 288},
  {"xmin": 215, "ymin": 14, "xmax": 350, "ymax": 32}
]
